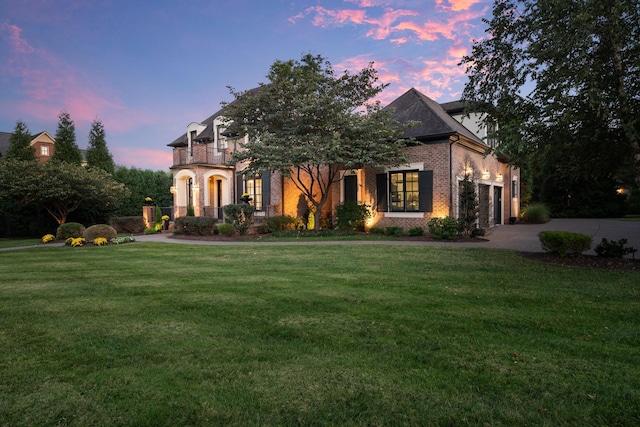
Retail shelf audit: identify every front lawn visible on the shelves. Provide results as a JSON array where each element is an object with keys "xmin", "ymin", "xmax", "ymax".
[{"xmin": 0, "ymin": 243, "xmax": 638, "ymax": 426}]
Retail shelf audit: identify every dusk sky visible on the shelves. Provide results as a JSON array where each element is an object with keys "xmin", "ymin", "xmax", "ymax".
[{"xmin": 1, "ymin": 0, "xmax": 491, "ymax": 171}]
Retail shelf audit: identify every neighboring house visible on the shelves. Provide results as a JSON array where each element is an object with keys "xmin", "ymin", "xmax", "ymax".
[
  {"xmin": 0, "ymin": 131, "xmax": 55, "ymax": 163},
  {"xmin": 168, "ymin": 87, "xmax": 520, "ymax": 229},
  {"xmin": 0, "ymin": 130, "xmax": 88, "ymax": 165}
]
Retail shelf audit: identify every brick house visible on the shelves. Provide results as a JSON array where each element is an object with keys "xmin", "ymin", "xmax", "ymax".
[
  {"xmin": 168, "ymin": 87, "xmax": 520, "ymax": 230},
  {"xmin": 0, "ymin": 131, "xmax": 55, "ymax": 163}
]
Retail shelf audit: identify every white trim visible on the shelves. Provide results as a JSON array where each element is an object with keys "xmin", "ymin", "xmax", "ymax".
[{"xmin": 384, "ymin": 212, "xmax": 424, "ymax": 218}]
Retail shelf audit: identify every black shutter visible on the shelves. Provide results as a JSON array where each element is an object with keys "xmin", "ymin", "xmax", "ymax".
[
  {"xmin": 236, "ymin": 173, "xmax": 244, "ymax": 204},
  {"xmin": 376, "ymin": 173, "xmax": 388, "ymax": 212},
  {"xmin": 261, "ymin": 170, "xmax": 271, "ymax": 210},
  {"xmin": 418, "ymin": 170, "xmax": 433, "ymax": 212},
  {"xmin": 344, "ymin": 175, "xmax": 357, "ymax": 202}
]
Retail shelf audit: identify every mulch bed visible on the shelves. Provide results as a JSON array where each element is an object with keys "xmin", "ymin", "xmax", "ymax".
[
  {"xmin": 518, "ymin": 252, "xmax": 640, "ymax": 271},
  {"xmin": 168, "ymin": 233, "xmax": 639, "ymax": 271}
]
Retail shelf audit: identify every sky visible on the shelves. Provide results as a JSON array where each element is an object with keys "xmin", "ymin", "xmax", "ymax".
[{"xmin": 0, "ymin": 0, "xmax": 492, "ymax": 171}]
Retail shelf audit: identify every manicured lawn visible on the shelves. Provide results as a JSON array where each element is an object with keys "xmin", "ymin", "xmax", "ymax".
[
  {"xmin": 1, "ymin": 243, "xmax": 638, "ymax": 426},
  {"xmin": 0, "ymin": 238, "xmax": 41, "ymax": 249}
]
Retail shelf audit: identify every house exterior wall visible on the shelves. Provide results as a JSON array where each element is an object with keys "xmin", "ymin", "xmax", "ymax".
[{"xmin": 339, "ymin": 138, "xmax": 519, "ymax": 231}]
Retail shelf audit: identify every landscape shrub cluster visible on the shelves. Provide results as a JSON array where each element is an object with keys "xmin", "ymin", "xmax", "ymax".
[
  {"xmin": 594, "ymin": 238, "xmax": 637, "ymax": 258},
  {"xmin": 108, "ymin": 216, "xmax": 146, "ymax": 234},
  {"xmin": 56, "ymin": 222, "xmax": 85, "ymax": 240},
  {"xmin": 174, "ymin": 216, "xmax": 218, "ymax": 235},
  {"xmin": 538, "ymin": 231, "xmax": 592, "ymax": 257}
]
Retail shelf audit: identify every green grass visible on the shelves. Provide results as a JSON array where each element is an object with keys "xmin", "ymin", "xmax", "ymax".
[
  {"xmin": 1, "ymin": 243, "xmax": 638, "ymax": 426},
  {"xmin": 0, "ymin": 238, "xmax": 41, "ymax": 249}
]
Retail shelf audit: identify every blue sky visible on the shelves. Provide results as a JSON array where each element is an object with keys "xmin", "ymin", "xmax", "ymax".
[{"xmin": 0, "ymin": 0, "xmax": 491, "ymax": 171}]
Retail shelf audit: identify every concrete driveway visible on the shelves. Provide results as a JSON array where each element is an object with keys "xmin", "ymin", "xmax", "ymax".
[{"xmin": 480, "ymin": 218, "xmax": 640, "ymax": 255}]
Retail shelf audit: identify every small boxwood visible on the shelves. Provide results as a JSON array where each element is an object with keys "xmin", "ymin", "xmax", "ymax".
[
  {"xmin": 538, "ymin": 231, "xmax": 592, "ymax": 257},
  {"xmin": 407, "ymin": 226, "xmax": 425, "ymax": 236},
  {"xmin": 217, "ymin": 223, "xmax": 234, "ymax": 236},
  {"xmin": 385, "ymin": 226, "xmax": 404, "ymax": 236}
]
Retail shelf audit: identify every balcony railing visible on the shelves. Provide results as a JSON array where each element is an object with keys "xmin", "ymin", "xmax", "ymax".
[{"xmin": 173, "ymin": 145, "xmax": 230, "ymax": 167}]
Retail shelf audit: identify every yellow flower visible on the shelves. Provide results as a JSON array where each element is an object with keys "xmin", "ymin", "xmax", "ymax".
[
  {"xmin": 42, "ymin": 234, "xmax": 56, "ymax": 244},
  {"xmin": 94, "ymin": 237, "xmax": 108, "ymax": 246},
  {"xmin": 69, "ymin": 237, "xmax": 86, "ymax": 247},
  {"xmin": 145, "ymin": 197, "xmax": 152, "ymax": 202},
  {"xmin": 162, "ymin": 215, "xmax": 170, "ymax": 221}
]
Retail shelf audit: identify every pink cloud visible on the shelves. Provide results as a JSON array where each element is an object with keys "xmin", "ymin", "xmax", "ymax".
[
  {"xmin": 436, "ymin": 0, "xmax": 483, "ymax": 12},
  {"xmin": 303, "ymin": 6, "xmax": 367, "ymax": 27},
  {"xmin": 113, "ymin": 147, "xmax": 173, "ymax": 170},
  {"xmin": 1, "ymin": 21, "xmax": 153, "ymax": 134}
]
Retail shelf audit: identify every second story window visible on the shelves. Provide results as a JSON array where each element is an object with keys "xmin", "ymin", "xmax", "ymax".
[{"xmin": 41, "ymin": 145, "xmax": 49, "ymax": 156}]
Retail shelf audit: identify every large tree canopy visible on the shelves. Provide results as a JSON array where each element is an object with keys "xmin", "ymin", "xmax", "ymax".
[
  {"xmin": 0, "ymin": 160, "xmax": 130, "ymax": 224},
  {"xmin": 223, "ymin": 53, "xmax": 409, "ymax": 228},
  {"xmin": 461, "ymin": 0, "xmax": 640, "ymax": 215}
]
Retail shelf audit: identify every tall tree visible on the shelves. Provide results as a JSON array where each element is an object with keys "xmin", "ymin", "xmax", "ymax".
[
  {"xmin": 223, "ymin": 53, "xmax": 409, "ymax": 229},
  {"xmin": 461, "ymin": 0, "xmax": 640, "ymax": 215},
  {"xmin": 86, "ymin": 119, "xmax": 115, "ymax": 174},
  {"xmin": 52, "ymin": 111, "xmax": 83, "ymax": 165},
  {"xmin": 5, "ymin": 120, "xmax": 36, "ymax": 162},
  {"xmin": 0, "ymin": 159, "xmax": 129, "ymax": 224}
]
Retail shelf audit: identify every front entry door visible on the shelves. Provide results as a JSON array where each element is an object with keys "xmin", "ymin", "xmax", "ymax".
[{"xmin": 494, "ymin": 186, "xmax": 502, "ymax": 225}]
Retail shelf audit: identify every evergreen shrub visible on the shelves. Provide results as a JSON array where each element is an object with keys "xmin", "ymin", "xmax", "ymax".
[
  {"xmin": 428, "ymin": 217, "xmax": 459, "ymax": 240},
  {"xmin": 217, "ymin": 223, "xmax": 234, "ymax": 236},
  {"xmin": 335, "ymin": 201, "xmax": 371, "ymax": 231},
  {"xmin": 83, "ymin": 224, "xmax": 117, "ymax": 241},
  {"xmin": 385, "ymin": 226, "xmax": 404, "ymax": 236},
  {"xmin": 522, "ymin": 203, "xmax": 550, "ymax": 223},
  {"xmin": 408, "ymin": 226, "xmax": 425, "ymax": 236},
  {"xmin": 56, "ymin": 222, "xmax": 85, "ymax": 240},
  {"xmin": 109, "ymin": 216, "xmax": 146, "ymax": 234},
  {"xmin": 174, "ymin": 216, "xmax": 217, "ymax": 235},
  {"xmin": 538, "ymin": 231, "xmax": 592, "ymax": 257},
  {"xmin": 594, "ymin": 238, "xmax": 637, "ymax": 258},
  {"xmin": 262, "ymin": 215, "xmax": 300, "ymax": 232}
]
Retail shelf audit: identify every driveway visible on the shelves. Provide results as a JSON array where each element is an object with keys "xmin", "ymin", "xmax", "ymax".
[{"xmin": 135, "ymin": 218, "xmax": 640, "ymax": 256}]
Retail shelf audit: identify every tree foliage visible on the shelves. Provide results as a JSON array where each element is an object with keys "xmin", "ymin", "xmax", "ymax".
[
  {"xmin": 52, "ymin": 111, "xmax": 83, "ymax": 165},
  {"xmin": 112, "ymin": 166, "xmax": 173, "ymax": 216},
  {"xmin": 86, "ymin": 119, "xmax": 115, "ymax": 174},
  {"xmin": 461, "ymin": 0, "xmax": 640, "ymax": 215},
  {"xmin": 0, "ymin": 160, "xmax": 129, "ymax": 224},
  {"xmin": 6, "ymin": 121, "xmax": 37, "ymax": 162},
  {"xmin": 223, "ymin": 53, "xmax": 409, "ymax": 229}
]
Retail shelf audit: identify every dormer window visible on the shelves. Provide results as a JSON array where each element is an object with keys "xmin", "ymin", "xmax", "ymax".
[{"xmin": 41, "ymin": 145, "xmax": 49, "ymax": 156}]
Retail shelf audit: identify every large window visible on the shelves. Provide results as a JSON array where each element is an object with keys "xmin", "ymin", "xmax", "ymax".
[
  {"xmin": 390, "ymin": 171, "xmax": 419, "ymax": 212},
  {"xmin": 246, "ymin": 177, "xmax": 263, "ymax": 211},
  {"xmin": 376, "ymin": 170, "xmax": 433, "ymax": 213}
]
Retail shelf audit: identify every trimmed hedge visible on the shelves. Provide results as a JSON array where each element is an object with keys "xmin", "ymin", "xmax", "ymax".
[
  {"xmin": 174, "ymin": 216, "xmax": 218, "ymax": 235},
  {"xmin": 538, "ymin": 231, "xmax": 592, "ymax": 257}
]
